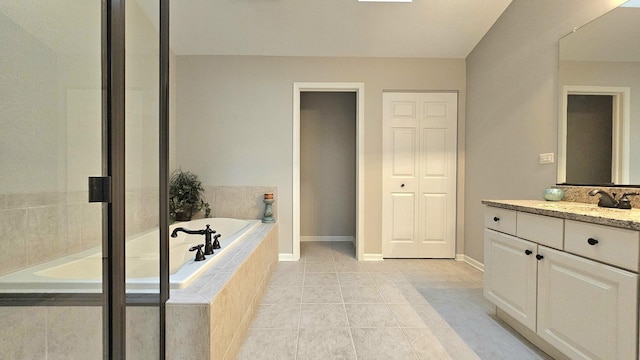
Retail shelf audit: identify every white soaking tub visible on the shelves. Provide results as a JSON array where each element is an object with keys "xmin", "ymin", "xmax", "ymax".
[{"xmin": 0, "ymin": 218, "xmax": 260, "ymax": 292}]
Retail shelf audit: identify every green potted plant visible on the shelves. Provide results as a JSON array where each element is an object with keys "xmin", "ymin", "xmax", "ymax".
[{"xmin": 169, "ymin": 169, "xmax": 211, "ymax": 222}]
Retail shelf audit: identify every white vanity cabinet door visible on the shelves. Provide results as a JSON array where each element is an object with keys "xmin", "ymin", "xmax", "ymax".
[
  {"xmin": 537, "ymin": 246, "xmax": 638, "ymax": 360},
  {"xmin": 484, "ymin": 229, "xmax": 538, "ymax": 331}
]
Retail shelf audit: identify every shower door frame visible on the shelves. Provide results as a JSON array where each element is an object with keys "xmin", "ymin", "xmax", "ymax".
[{"xmin": 103, "ymin": 0, "xmax": 171, "ymax": 357}]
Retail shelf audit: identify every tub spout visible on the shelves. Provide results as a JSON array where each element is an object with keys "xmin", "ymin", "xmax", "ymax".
[{"xmin": 171, "ymin": 227, "xmax": 203, "ymax": 237}]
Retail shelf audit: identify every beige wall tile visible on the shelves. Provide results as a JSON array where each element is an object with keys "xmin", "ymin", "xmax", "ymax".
[
  {"xmin": 0, "ymin": 307, "xmax": 47, "ymax": 360},
  {"xmin": 166, "ymin": 304, "xmax": 210, "ymax": 360},
  {"xmin": 0, "ymin": 209, "xmax": 28, "ymax": 275},
  {"xmin": 47, "ymin": 307, "xmax": 102, "ymax": 360},
  {"xmin": 127, "ymin": 307, "xmax": 160, "ymax": 359}
]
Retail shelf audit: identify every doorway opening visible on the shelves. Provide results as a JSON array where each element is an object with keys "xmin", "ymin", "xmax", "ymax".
[
  {"xmin": 558, "ymin": 86, "xmax": 630, "ymax": 184},
  {"xmin": 293, "ymin": 83, "xmax": 364, "ymax": 261}
]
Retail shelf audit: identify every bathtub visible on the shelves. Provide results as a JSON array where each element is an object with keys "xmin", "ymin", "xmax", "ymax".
[{"xmin": 0, "ymin": 218, "xmax": 260, "ymax": 292}]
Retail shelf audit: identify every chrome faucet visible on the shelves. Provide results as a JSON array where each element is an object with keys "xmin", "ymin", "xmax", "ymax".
[
  {"xmin": 588, "ymin": 189, "xmax": 618, "ymax": 208},
  {"xmin": 171, "ymin": 224, "xmax": 217, "ymax": 255}
]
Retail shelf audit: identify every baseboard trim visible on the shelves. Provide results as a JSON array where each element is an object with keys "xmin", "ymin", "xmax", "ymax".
[
  {"xmin": 456, "ymin": 254, "xmax": 484, "ymax": 271},
  {"xmin": 278, "ymin": 253, "xmax": 295, "ymax": 261},
  {"xmin": 301, "ymin": 236, "xmax": 355, "ymax": 242},
  {"xmin": 363, "ymin": 253, "xmax": 384, "ymax": 261}
]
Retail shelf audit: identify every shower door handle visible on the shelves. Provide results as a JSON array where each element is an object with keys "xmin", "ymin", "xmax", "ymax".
[{"xmin": 88, "ymin": 176, "xmax": 112, "ymax": 203}]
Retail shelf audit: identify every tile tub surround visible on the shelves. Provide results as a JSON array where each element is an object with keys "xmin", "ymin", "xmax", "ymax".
[
  {"xmin": 482, "ymin": 199, "xmax": 640, "ymax": 231},
  {"xmin": 0, "ymin": 223, "xmax": 275, "ymax": 359},
  {"xmin": 0, "ymin": 306, "xmax": 159, "ymax": 359},
  {"xmin": 166, "ymin": 222, "xmax": 278, "ymax": 360},
  {"xmin": 200, "ymin": 186, "xmax": 278, "ymax": 220},
  {"xmin": 0, "ymin": 188, "xmax": 160, "ymax": 276},
  {"xmin": 556, "ymin": 185, "xmax": 640, "ymax": 209}
]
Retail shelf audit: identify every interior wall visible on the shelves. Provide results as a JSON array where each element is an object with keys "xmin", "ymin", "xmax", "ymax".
[
  {"xmin": 465, "ymin": 0, "xmax": 625, "ymax": 263},
  {"xmin": 300, "ymin": 92, "xmax": 356, "ymax": 238},
  {"xmin": 174, "ymin": 56, "xmax": 466, "ymax": 255}
]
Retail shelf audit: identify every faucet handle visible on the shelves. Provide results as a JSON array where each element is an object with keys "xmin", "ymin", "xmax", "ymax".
[
  {"xmin": 618, "ymin": 192, "xmax": 639, "ymax": 210},
  {"xmin": 189, "ymin": 244, "xmax": 206, "ymax": 261},
  {"xmin": 212, "ymin": 234, "xmax": 222, "ymax": 249}
]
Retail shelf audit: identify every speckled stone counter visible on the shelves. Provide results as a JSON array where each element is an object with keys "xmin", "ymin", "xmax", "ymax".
[{"xmin": 482, "ymin": 199, "xmax": 640, "ymax": 231}]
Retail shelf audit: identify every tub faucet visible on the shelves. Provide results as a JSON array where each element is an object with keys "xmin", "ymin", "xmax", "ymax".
[
  {"xmin": 171, "ymin": 224, "xmax": 217, "ymax": 255},
  {"xmin": 588, "ymin": 189, "xmax": 618, "ymax": 208}
]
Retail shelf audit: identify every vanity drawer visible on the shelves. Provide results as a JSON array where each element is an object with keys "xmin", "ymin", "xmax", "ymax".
[
  {"xmin": 517, "ymin": 212, "xmax": 564, "ymax": 249},
  {"xmin": 485, "ymin": 207, "xmax": 516, "ymax": 235},
  {"xmin": 565, "ymin": 220, "xmax": 640, "ymax": 272}
]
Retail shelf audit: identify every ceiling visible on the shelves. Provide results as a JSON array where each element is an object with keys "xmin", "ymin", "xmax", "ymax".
[{"xmin": 158, "ymin": 0, "xmax": 513, "ymax": 58}]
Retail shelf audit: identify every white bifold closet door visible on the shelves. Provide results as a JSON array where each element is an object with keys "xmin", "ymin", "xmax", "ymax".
[{"xmin": 382, "ymin": 92, "xmax": 457, "ymax": 258}]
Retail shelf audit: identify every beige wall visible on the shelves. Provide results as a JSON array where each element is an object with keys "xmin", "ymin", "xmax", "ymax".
[
  {"xmin": 300, "ymin": 92, "xmax": 356, "ymax": 237},
  {"xmin": 175, "ymin": 56, "xmax": 466, "ymax": 255},
  {"xmin": 464, "ymin": 0, "xmax": 624, "ymax": 263}
]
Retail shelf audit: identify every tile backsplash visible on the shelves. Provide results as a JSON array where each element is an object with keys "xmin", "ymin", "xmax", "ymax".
[
  {"xmin": 199, "ymin": 186, "xmax": 278, "ymax": 221},
  {"xmin": 556, "ymin": 185, "xmax": 640, "ymax": 209}
]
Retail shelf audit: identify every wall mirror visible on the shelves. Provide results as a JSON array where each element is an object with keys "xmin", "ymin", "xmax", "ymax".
[{"xmin": 557, "ymin": 1, "xmax": 640, "ymax": 186}]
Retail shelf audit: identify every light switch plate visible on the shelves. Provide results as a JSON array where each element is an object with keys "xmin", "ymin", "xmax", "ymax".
[{"xmin": 539, "ymin": 153, "xmax": 554, "ymax": 165}]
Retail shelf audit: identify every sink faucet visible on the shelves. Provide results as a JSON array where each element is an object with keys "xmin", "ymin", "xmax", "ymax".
[
  {"xmin": 171, "ymin": 224, "xmax": 217, "ymax": 255},
  {"xmin": 588, "ymin": 189, "xmax": 618, "ymax": 208}
]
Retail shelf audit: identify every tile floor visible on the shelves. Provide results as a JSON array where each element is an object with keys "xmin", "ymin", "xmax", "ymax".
[{"xmin": 237, "ymin": 242, "xmax": 552, "ymax": 360}]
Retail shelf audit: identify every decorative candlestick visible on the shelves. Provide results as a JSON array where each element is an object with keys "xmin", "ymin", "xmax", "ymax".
[{"xmin": 262, "ymin": 193, "xmax": 275, "ymax": 223}]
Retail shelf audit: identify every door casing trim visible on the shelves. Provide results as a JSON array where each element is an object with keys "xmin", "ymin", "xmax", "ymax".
[{"xmin": 293, "ymin": 82, "xmax": 365, "ymax": 261}]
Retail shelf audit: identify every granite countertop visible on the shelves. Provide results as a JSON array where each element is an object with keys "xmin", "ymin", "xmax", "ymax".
[{"xmin": 482, "ymin": 200, "xmax": 640, "ymax": 231}]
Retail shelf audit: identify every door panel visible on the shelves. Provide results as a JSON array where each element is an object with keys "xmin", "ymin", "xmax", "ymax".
[
  {"xmin": 422, "ymin": 129, "xmax": 447, "ymax": 177},
  {"xmin": 537, "ymin": 246, "xmax": 638, "ymax": 360},
  {"xmin": 392, "ymin": 128, "xmax": 416, "ymax": 177},
  {"xmin": 420, "ymin": 193, "xmax": 446, "ymax": 248},
  {"xmin": 483, "ymin": 229, "xmax": 537, "ymax": 331},
  {"xmin": 383, "ymin": 92, "xmax": 457, "ymax": 258}
]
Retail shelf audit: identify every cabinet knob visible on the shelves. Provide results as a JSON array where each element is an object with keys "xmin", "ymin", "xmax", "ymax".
[
  {"xmin": 493, "ymin": 217, "xmax": 500, "ymax": 222},
  {"xmin": 401, "ymin": 184, "xmax": 405, "ymax": 188},
  {"xmin": 587, "ymin": 238, "xmax": 599, "ymax": 246},
  {"xmin": 536, "ymin": 254, "xmax": 544, "ymax": 261},
  {"xmin": 525, "ymin": 249, "xmax": 532, "ymax": 255}
]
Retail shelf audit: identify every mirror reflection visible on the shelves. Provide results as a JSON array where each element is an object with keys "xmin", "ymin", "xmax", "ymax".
[{"xmin": 558, "ymin": 3, "xmax": 640, "ymax": 185}]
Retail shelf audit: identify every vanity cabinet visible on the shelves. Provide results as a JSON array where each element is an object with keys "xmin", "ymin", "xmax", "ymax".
[
  {"xmin": 484, "ymin": 228, "xmax": 537, "ymax": 331},
  {"xmin": 484, "ymin": 206, "xmax": 639, "ymax": 360}
]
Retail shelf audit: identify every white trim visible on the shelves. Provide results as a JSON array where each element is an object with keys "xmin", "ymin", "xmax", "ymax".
[
  {"xmin": 456, "ymin": 254, "xmax": 484, "ymax": 271},
  {"xmin": 293, "ymin": 82, "xmax": 365, "ymax": 262},
  {"xmin": 558, "ymin": 86, "xmax": 631, "ymax": 184},
  {"xmin": 278, "ymin": 253, "xmax": 295, "ymax": 261},
  {"xmin": 301, "ymin": 236, "xmax": 356, "ymax": 242},
  {"xmin": 362, "ymin": 253, "xmax": 384, "ymax": 261}
]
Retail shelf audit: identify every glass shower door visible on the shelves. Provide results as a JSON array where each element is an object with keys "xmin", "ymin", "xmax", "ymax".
[{"xmin": 0, "ymin": 1, "xmax": 104, "ymax": 358}]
